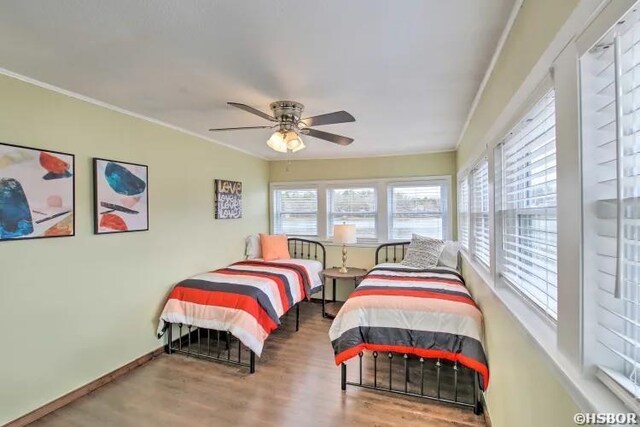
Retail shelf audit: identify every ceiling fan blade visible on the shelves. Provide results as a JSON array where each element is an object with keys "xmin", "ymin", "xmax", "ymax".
[
  {"xmin": 209, "ymin": 125, "xmax": 274, "ymax": 131},
  {"xmin": 227, "ymin": 102, "xmax": 276, "ymax": 122},
  {"xmin": 299, "ymin": 111, "xmax": 355, "ymax": 127},
  {"xmin": 304, "ymin": 128, "xmax": 353, "ymax": 146}
]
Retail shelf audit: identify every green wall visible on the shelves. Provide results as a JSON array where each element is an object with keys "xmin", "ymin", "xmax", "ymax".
[
  {"xmin": 0, "ymin": 74, "xmax": 270, "ymax": 425},
  {"xmin": 457, "ymin": 0, "xmax": 579, "ymax": 168},
  {"xmin": 270, "ymin": 151, "xmax": 457, "ymax": 182}
]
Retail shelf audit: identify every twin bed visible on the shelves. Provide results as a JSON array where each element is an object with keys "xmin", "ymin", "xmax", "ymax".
[
  {"xmin": 330, "ymin": 242, "xmax": 487, "ymax": 414},
  {"xmin": 157, "ymin": 238, "xmax": 487, "ymax": 415},
  {"xmin": 157, "ymin": 238, "xmax": 325, "ymax": 372}
]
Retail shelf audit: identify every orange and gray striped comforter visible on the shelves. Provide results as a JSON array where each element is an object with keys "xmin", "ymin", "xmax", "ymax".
[
  {"xmin": 329, "ymin": 264, "xmax": 489, "ymax": 389},
  {"xmin": 158, "ymin": 259, "xmax": 323, "ymax": 357}
]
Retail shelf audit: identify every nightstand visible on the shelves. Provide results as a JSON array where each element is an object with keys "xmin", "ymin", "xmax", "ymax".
[{"xmin": 321, "ymin": 267, "xmax": 368, "ymax": 318}]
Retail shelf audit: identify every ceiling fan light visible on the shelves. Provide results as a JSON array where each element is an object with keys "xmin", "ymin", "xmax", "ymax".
[
  {"xmin": 289, "ymin": 139, "xmax": 305, "ymax": 152},
  {"xmin": 267, "ymin": 131, "xmax": 287, "ymax": 153},
  {"xmin": 284, "ymin": 131, "xmax": 305, "ymax": 152}
]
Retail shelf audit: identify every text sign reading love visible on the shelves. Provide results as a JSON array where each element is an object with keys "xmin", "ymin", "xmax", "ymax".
[{"xmin": 214, "ymin": 179, "xmax": 242, "ymax": 219}]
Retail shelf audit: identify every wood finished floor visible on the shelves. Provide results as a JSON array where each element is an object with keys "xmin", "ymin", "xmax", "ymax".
[{"xmin": 33, "ymin": 302, "xmax": 486, "ymax": 427}]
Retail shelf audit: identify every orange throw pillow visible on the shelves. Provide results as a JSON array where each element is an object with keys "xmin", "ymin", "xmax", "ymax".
[{"xmin": 260, "ymin": 234, "xmax": 291, "ymax": 261}]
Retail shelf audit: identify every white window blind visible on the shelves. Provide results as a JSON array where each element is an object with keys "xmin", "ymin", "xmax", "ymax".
[
  {"xmin": 582, "ymin": 12, "xmax": 640, "ymax": 398},
  {"xmin": 328, "ymin": 187, "xmax": 377, "ymax": 240},
  {"xmin": 458, "ymin": 176, "xmax": 470, "ymax": 250},
  {"xmin": 470, "ymin": 159, "xmax": 490, "ymax": 268},
  {"xmin": 272, "ymin": 188, "xmax": 318, "ymax": 236},
  {"xmin": 388, "ymin": 183, "xmax": 447, "ymax": 240},
  {"xmin": 496, "ymin": 90, "xmax": 558, "ymax": 319}
]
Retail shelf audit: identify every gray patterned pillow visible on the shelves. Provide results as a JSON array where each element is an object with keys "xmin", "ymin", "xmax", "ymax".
[{"xmin": 401, "ymin": 234, "xmax": 445, "ymax": 269}]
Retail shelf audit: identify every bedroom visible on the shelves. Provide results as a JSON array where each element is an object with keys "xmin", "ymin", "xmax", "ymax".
[{"xmin": 0, "ymin": 0, "xmax": 638, "ymax": 426}]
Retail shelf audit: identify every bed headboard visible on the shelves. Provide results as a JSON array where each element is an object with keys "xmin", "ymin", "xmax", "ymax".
[
  {"xmin": 288, "ymin": 238, "xmax": 326, "ymax": 269},
  {"xmin": 375, "ymin": 241, "xmax": 411, "ymax": 265}
]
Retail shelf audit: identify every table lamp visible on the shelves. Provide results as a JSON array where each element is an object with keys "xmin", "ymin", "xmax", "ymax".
[{"xmin": 333, "ymin": 224, "xmax": 357, "ymax": 273}]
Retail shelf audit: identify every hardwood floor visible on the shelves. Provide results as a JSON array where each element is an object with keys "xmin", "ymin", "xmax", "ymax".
[{"xmin": 32, "ymin": 302, "xmax": 486, "ymax": 427}]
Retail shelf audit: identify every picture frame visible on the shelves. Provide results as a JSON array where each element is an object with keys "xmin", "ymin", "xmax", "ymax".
[
  {"xmin": 214, "ymin": 179, "xmax": 242, "ymax": 219},
  {"xmin": 0, "ymin": 141, "xmax": 75, "ymax": 242},
  {"xmin": 93, "ymin": 158, "xmax": 149, "ymax": 234}
]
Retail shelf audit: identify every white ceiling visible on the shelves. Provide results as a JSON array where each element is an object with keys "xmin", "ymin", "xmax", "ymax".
[{"xmin": 0, "ymin": 0, "xmax": 515, "ymax": 160}]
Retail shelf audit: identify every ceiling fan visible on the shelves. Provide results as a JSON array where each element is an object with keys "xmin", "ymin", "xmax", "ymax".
[{"xmin": 209, "ymin": 101, "xmax": 356, "ymax": 153}]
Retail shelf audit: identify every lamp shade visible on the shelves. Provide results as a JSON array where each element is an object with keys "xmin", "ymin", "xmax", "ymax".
[
  {"xmin": 267, "ymin": 131, "xmax": 288, "ymax": 153},
  {"xmin": 333, "ymin": 224, "xmax": 356, "ymax": 244},
  {"xmin": 284, "ymin": 131, "xmax": 305, "ymax": 152}
]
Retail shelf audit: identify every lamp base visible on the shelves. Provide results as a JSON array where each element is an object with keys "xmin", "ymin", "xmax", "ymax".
[{"xmin": 340, "ymin": 245, "xmax": 348, "ymax": 273}]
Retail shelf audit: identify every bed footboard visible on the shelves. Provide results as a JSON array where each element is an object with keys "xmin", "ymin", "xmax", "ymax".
[
  {"xmin": 340, "ymin": 352, "xmax": 483, "ymax": 415},
  {"xmin": 165, "ymin": 302, "xmax": 301, "ymax": 373},
  {"xmin": 166, "ymin": 323, "xmax": 256, "ymax": 373}
]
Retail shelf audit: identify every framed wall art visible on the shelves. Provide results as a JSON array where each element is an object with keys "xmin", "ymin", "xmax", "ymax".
[
  {"xmin": 94, "ymin": 158, "xmax": 148, "ymax": 234},
  {"xmin": 0, "ymin": 142, "xmax": 75, "ymax": 241},
  {"xmin": 214, "ymin": 179, "xmax": 242, "ymax": 219}
]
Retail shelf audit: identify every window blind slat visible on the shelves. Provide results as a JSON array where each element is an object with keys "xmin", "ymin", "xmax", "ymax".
[
  {"xmin": 328, "ymin": 187, "xmax": 377, "ymax": 240},
  {"xmin": 458, "ymin": 177, "xmax": 470, "ymax": 250},
  {"xmin": 273, "ymin": 188, "xmax": 318, "ymax": 236},
  {"xmin": 497, "ymin": 89, "xmax": 558, "ymax": 319},
  {"xmin": 470, "ymin": 159, "xmax": 490, "ymax": 268},
  {"xmin": 389, "ymin": 184, "xmax": 446, "ymax": 240}
]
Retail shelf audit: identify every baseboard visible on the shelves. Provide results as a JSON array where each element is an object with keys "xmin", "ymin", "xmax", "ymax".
[
  {"xmin": 4, "ymin": 346, "xmax": 165, "ymax": 427},
  {"xmin": 482, "ymin": 394, "xmax": 492, "ymax": 426}
]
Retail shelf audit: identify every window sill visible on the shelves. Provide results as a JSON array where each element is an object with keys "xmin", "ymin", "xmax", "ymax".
[
  {"xmin": 289, "ymin": 237, "xmax": 407, "ymax": 249},
  {"xmin": 321, "ymin": 241, "xmax": 384, "ymax": 249},
  {"xmin": 460, "ymin": 252, "xmax": 630, "ymax": 415}
]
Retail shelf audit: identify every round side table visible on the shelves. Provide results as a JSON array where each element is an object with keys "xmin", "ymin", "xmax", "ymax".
[{"xmin": 321, "ymin": 267, "xmax": 368, "ymax": 318}]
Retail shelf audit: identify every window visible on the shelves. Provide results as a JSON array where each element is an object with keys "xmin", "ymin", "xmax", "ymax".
[
  {"xmin": 496, "ymin": 90, "xmax": 558, "ymax": 319},
  {"xmin": 327, "ymin": 187, "xmax": 377, "ymax": 240},
  {"xmin": 271, "ymin": 177, "xmax": 451, "ymax": 242},
  {"xmin": 388, "ymin": 182, "xmax": 448, "ymax": 240},
  {"xmin": 582, "ymin": 12, "xmax": 640, "ymax": 399},
  {"xmin": 272, "ymin": 187, "xmax": 318, "ymax": 236},
  {"xmin": 470, "ymin": 159, "xmax": 490, "ymax": 268},
  {"xmin": 458, "ymin": 176, "xmax": 470, "ymax": 250}
]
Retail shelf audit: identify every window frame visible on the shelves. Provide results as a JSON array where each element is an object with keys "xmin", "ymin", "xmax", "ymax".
[
  {"xmin": 387, "ymin": 179, "xmax": 450, "ymax": 241},
  {"xmin": 270, "ymin": 184, "xmax": 320, "ymax": 237},
  {"xmin": 326, "ymin": 184, "xmax": 379, "ymax": 242},
  {"xmin": 269, "ymin": 176, "xmax": 453, "ymax": 244},
  {"xmin": 465, "ymin": 157, "xmax": 491, "ymax": 271},
  {"xmin": 495, "ymin": 89, "xmax": 559, "ymax": 322},
  {"xmin": 457, "ymin": 174, "xmax": 470, "ymax": 251},
  {"xmin": 580, "ymin": 7, "xmax": 640, "ymax": 409}
]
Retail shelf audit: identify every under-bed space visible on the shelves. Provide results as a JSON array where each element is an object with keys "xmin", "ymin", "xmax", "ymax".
[
  {"xmin": 330, "ymin": 241, "xmax": 487, "ymax": 414},
  {"xmin": 159, "ymin": 237, "xmax": 325, "ymax": 373}
]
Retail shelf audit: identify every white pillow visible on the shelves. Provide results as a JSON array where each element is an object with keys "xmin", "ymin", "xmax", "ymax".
[
  {"xmin": 401, "ymin": 234, "xmax": 445, "ymax": 269},
  {"xmin": 438, "ymin": 240, "xmax": 461, "ymax": 270},
  {"xmin": 245, "ymin": 234, "xmax": 262, "ymax": 259}
]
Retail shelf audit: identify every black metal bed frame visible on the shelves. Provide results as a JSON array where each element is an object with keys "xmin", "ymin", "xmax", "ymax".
[
  {"xmin": 164, "ymin": 238, "xmax": 326, "ymax": 374},
  {"xmin": 375, "ymin": 241, "xmax": 410, "ymax": 265},
  {"xmin": 340, "ymin": 241, "xmax": 484, "ymax": 415}
]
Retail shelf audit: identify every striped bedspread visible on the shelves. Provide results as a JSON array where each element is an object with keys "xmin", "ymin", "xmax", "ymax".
[
  {"xmin": 158, "ymin": 259, "xmax": 322, "ymax": 356},
  {"xmin": 329, "ymin": 264, "xmax": 489, "ymax": 389}
]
